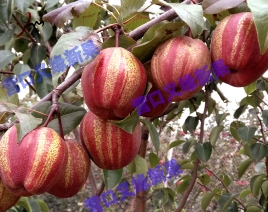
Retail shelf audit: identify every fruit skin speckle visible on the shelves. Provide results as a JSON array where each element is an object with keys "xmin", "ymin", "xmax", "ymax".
[{"xmin": 0, "ymin": 126, "xmax": 68, "ymax": 196}]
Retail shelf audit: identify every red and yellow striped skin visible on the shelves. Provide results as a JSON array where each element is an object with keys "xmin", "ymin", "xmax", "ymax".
[
  {"xmin": 142, "ymin": 62, "xmax": 171, "ymax": 118},
  {"xmin": 81, "ymin": 47, "xmax": 147, "ymax": 120},
  {"xmin": 0, "ymin": 178, "xmax": 20, "ymax": 211},
  {"xmin": 211, "ymin": 12, "xmax": 268, "ymax": 87},
  {"xmin": 48, "ymin": 139, "xmax": 90, "ymax": 198},
  {"xmin": 151, "ymin": 36, "xmax": 211, "ymax": 102},
  {"xmin": 80, "ymin": 111, "xmax": 141, "ymax": 170},
  {"xmin": 0, "ymin": 126, "xmax": 68, "ymax": 196}
]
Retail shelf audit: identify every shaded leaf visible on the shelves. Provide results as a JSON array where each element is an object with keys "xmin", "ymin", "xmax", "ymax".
[
  {"xmin": 220, "ymin": 174, "xmax": 232, "ymax": 187},
  {"xmin": 35, "ymin": 199, "xmax": 49, "ymax": 212},
  {"xmin": 123, "ymin": 12, "xmax": 150, "ymax": 33},
  {"xmin": 201, "ymin": 192, "xmax": 216, "ymax": 211},
  {"xmin": 139, "ymin": 119, "xmax": 160, "ymax": 153},
  {"xmin": 0, "ymin": 50, "xmax": 15, "ymax": 69},
  {"xmin": 248, "ymin": 0, "xmax": 268, "ymax": 54},
  {"xmin": 28, "ymin": 199, "xmax": 41, "ymax": 212},
  {"xmin": 199, "ymin": 174, "xmax": 211, "ymax": 185},
  {"xmin": 261, "ymin": 110, "xmax": 268, "ymax": 127},
  {"xmin": 233, "ymin": 104, "xmax": 248, "ymax": 119},
  {"xmin": 127, "ymin": 154, "xmax": 148, "ymax": 175},
  {"xmin": 148, "ymin": 152, "xmax": 160, "ymax": 168},
  {"xmin": 251, "ymin": 174, "xmax": 266, "ymax": 197},
  {"xmin": 0, "ymin": 0, "xmax": 13, "ymax": 24},
  {"xmin": 230, "ymin": 121, "xmax": 245, "ymax": 141},
  {"xmin": 238, "ymin": 158, "xmax": 253, "ymax": 179},
  {"xmin": 250, "ymin": 143, "xmax": 268, "ymax": 163},
  {"xmin": 45, "ymin": 0, "xmax": 60, "ymax": 9},
  {"xmin": 182, "ymin": 141, "xmax": 193, "ymax": 154},
  {"xmin": 41, "ymin": 22, "xmax": 53, "ymax": 42},
  {"xmin": 237, "ymin": 126, "xmax": 257, "ymax": 142},
  {"xmin": 261, "ymin": 180, "xmax": 268, "ymax": 198},
  {"xmin": 209, "ymin": 125, "xmax": 224, "ymax": 146},
  {"xmin": 103, "ymin": 169, "xmax": 123, "ymax": 190},
  {"xmin": 30, "ymin": 44, "xmax": 46, "ymax": 67},
  {"xmin": 31, "ymin": 101, "xmax": 86, "ymax": 135},
  {"xmin": 43, "ymin": 0, "xmax": 92, "ymax": 28},
  {"xmin": 195, "ymin": 142, "xmax": 212, "ymax": 162},
  {"xmin": 218, "ymin": 193, "xmax": 236, "ymax": 212},
  {"xmin": 202, "ymin": 0, "xmax": 245, "ymax": 14},
  {"xmin": 132, "ymin": 22, "xmax": 184, "ymax": 63},
  {"xmin": 184, "ymin": 116, "xmax": 199, "ymax": 133},
  {"xmin": 176, "ymin": 176, "xmax": 191, "ymax": 194},
  {"xmin": 102, "ymin": 34, "xmax": 136, "ymax": 49},
  {"xmin": 246, "ymin": 206, "xmax": 263, "ymax": 212},
  {"xmin": 0, "ymin": 24, "xmax": 15, "ymax": 45},
  {"xmin": 16, "ymin": 197, "xmax": 32, "ymax": 212},
  {"xmin": 215, "ymin": 113, "xmax": 229, "ymax": 125}
]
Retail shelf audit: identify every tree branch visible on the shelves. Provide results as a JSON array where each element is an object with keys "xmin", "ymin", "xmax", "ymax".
[{"xmin": 175, "ymin": 86, "xmax": 210, "ymax": 212}]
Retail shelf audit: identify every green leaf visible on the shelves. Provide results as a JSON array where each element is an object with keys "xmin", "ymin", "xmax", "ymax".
[
  {"xmin": 261, "ymin": 110, "xmax": 268, "ymax": 127},
  {"xmin": 209, "ymin": 125, "xmax": 224, "ymax": 146},
  {"xmin": 139, "ymin": 119, "xmax": 160, "ymax": 153},
  {"xmin": 244, "ymin": 81, "xmax": 257, "ymax": 95},
  {"xmin": 123, "ymin": 12, "xmax": 150, "ymax": 33},
  {"xmin": 184, "ymin": 116, "xmax": 199, "ymax": 133},
  {"xmin": 0, "ymin": 86, "xmax": 19, "ymax": 105},
  {"xmin": 218, "ymin": 193, "xmax": 236, "ymax": 212},
  {"xmin": 250, "ymin": 143, "xmax": 268, "ymax": 163},
  {"xmin": 202, "ymin": 0, "xmax": 245, "ymax": 14},
  {"xmin": 41, "ymin": 22, "xmax": 53, "ymax": 42},
  {"xmin": 0, "ymin": 24, "xmax": 15, "ymax": 45},
  {"xmin": 111, "ymin": 110, "xmax": 140, "ymax": 133},
  {"xmin": 215, "ymin": 113, "xmax": 229, "ymax": 125},
  {"xmin": 31, "ymin": 101, "xmax": 86, "ymax": 135},
  {"xmin": 0, "ymin": 50, "xmax": 15, "ymax": 69},
  {"xmin": 132, "ymin": 22, "xmax": 184, "ymax": 63},
  {"xmin": 207, "ymin": 97, "xmax": 216, "ymax": 116},
  {"xmin": 14, "ymin": 109, "xmax": 43, "ymax": 143},
  {"xmin": 230, "ymin": 121, "xmax": 245, "ymax": 141},
  {"xmin": 199, "ymin": 174, "xmax": 211, "ymax": 185},
  {"xmin": 226, "ymin": 201, "xmax": 238, "ymax": 212},
  {"xmin": 28, "ymin": 199, "xmax": 41, "ymax": 212},
  {"xmin": 13, "ymin": 63, "xmax": 31, "ymax": 79},
  {"xmin": 195, "ymin": 142, "xmax": 212, "ymax": 162},
  {"xmin": 51, "ymin": 27, "xmax": 101, "ymax": 86},
  {"xmin": 30, "ymin": 44, "xmax": 46, "ymax": 67},
  {"xmin": 127, "ymin": 154, "xmax": 148, "ymax": 175},
  {"xmin": 103, "ymin": 169, "xmax": 123, "ymax": 190},
  {"xmin": 148, "ymin": 152, "xmax": 160, "ymax": 168},
  {"xmin": 237, "ymin": 126, "xmax": 257, "ymax": 142},
  {"xmin": 261, "ymin": 180, "xmax": 268, "ymax": 198},
  {"xmin": 201, "ymin": 192, "xmax": 215, "ymax": 211},
  {"xmin": 73, "ymin": 4, "xmax": 100, "ymax": 29},
  {"xmin": 246, "ymin": 206, "xmax": 263, "ymax": 212},
  {"xmin": 248, "ymin": 0, "xmax": 268, "ymax": 54},
  {"xmin": 169, "ymin": 3, "xmax": 206, "ymax": 37},
  {"xmin": 0, "ymin": 0, "xmax": 13, "ymax": 24},
  {"xmin": 45, "ymin": 0, "xmax": 60, "ymax": 9},
  {"xmin": 168, "ymin": 140, "xmax": 186, "ymax": 150},
  {"xmin": 120, "ymin": 0, "xmax": 146, "ymax": 19},
  {"xmin": 233, "ymin": 104, "xmax": 248, "ymax": 119},
  {"xmin": 16, "ymin": 197, "xmax": 32, "ymax": 212},
  {"xmin": 102, "ymin": 34, "xmax": 136, "ymax": 49},
  {"xmin": 239, "ymin": 189, "xmax": 251, "ymax": 199},
  {"xmin": 35, "ymin": 199, "xmax": 49, "ymax": 212},
  {"xmin": 35, "ymin": 68, "xmax": 53, "ymax": 99},
  {"xmin": 152, "ymin": 189, "xmax": 166, "ymax": 200},
  {"xmin": 220, "ymin": 174, "xmax": 232, "ymax": 187},
  {"xmin": 251, "ymin": 174, "xmax": 266, "ymax": 197},
  {"xmin": 182, "ymin": 141, "xmax": 193, "ymax": 154},
  {"xmin": 176, "ymin": 176, "xmax": 191, "ymax": 194},
  {"xmin": 238, "ymin": 158, "xmax": 253, "ymax": 179},
  {"xmin": 14, "ymin": 38, "xmax": 28, "ymax": 53}
]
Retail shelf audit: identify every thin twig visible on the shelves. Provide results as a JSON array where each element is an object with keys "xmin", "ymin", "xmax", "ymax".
[{"xmin": 256, "ymin": 114, "xmax": 266, "ymax": 143}]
